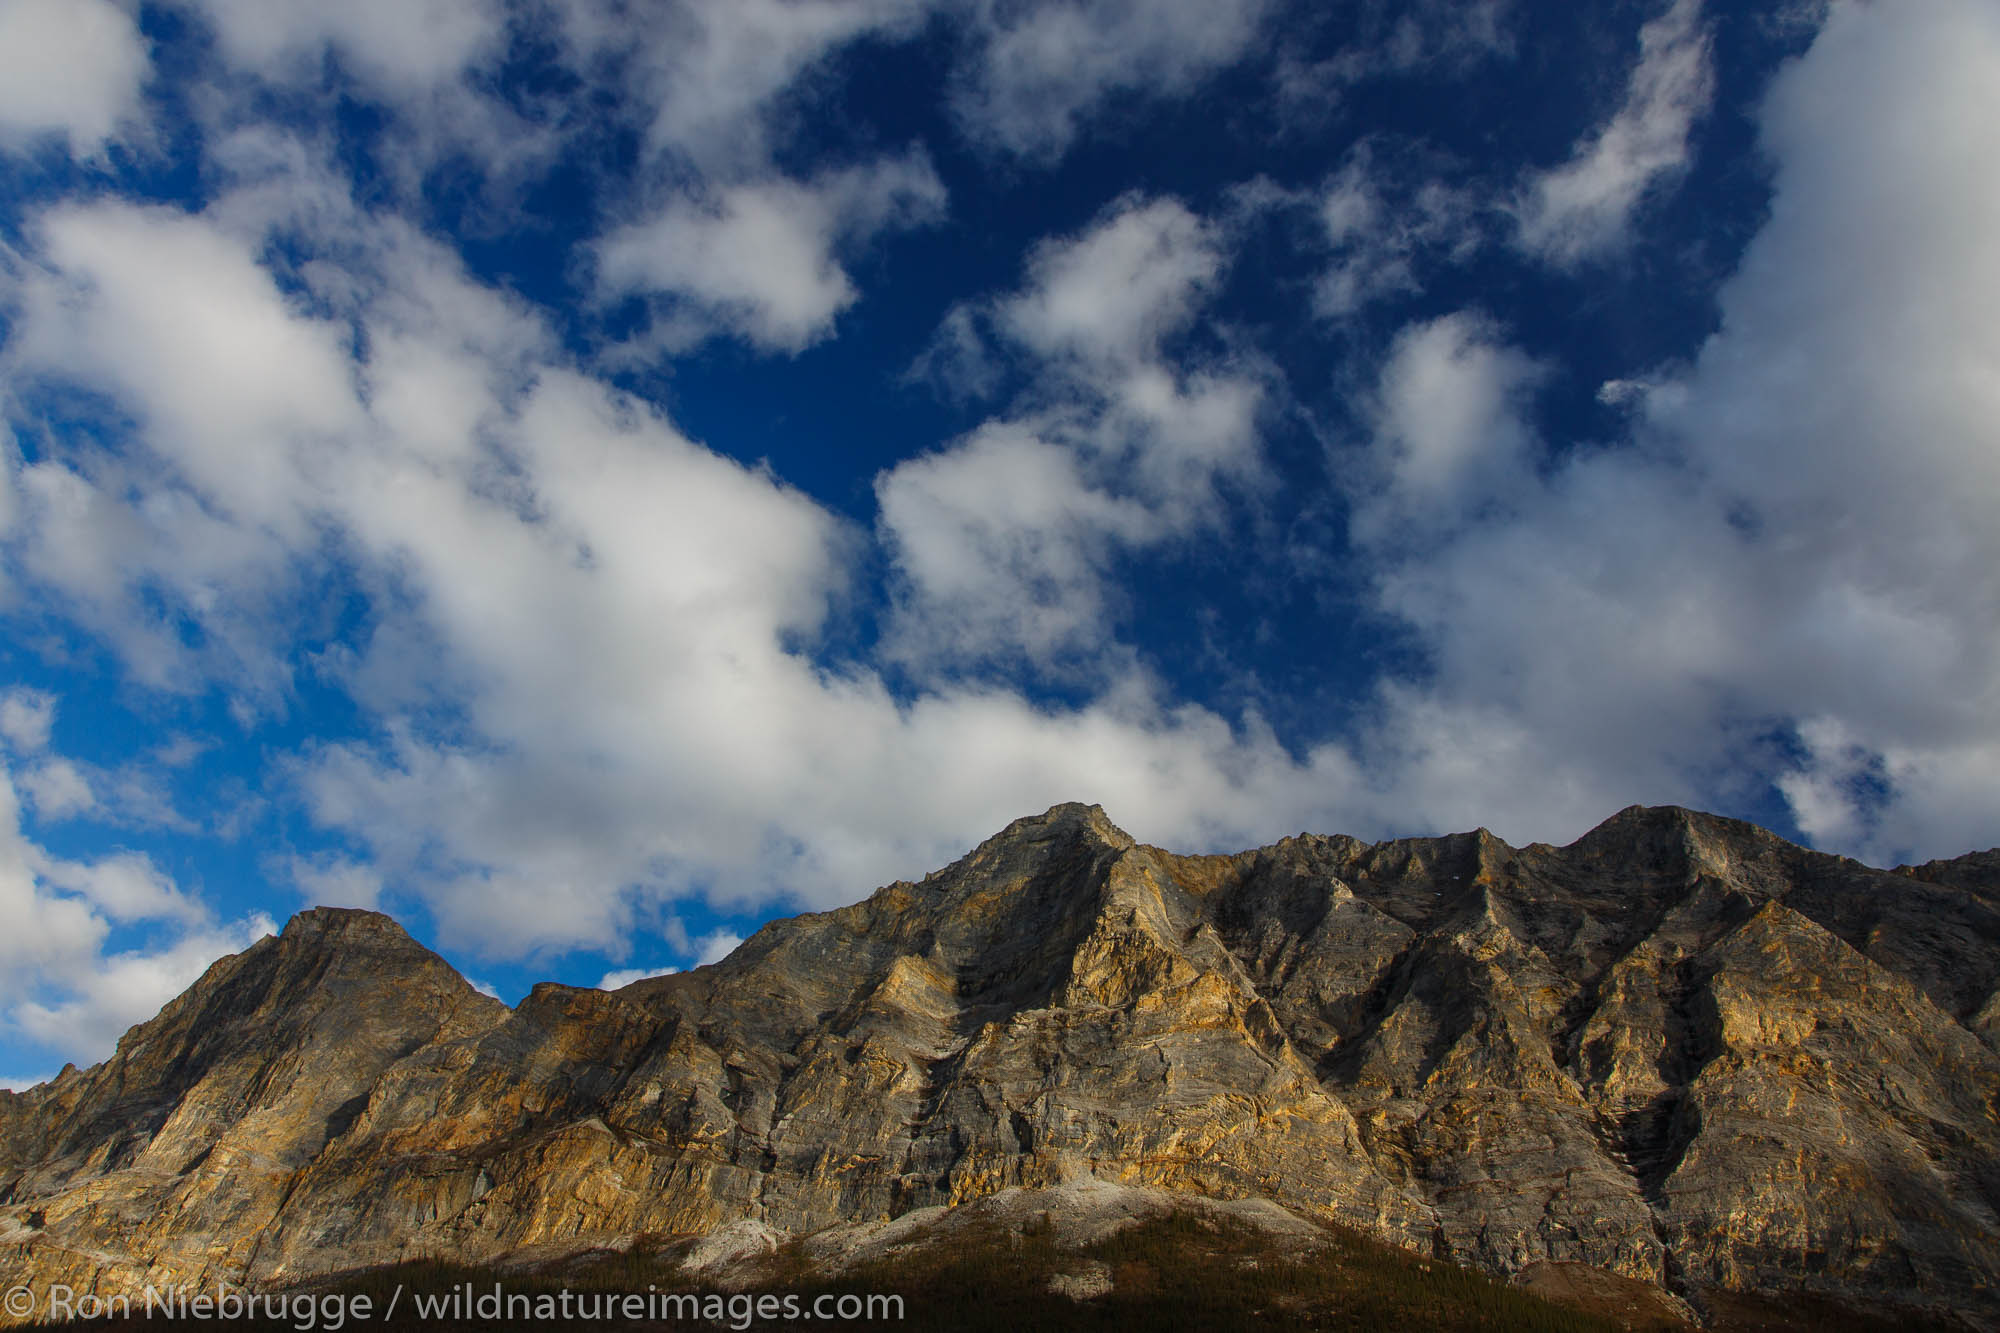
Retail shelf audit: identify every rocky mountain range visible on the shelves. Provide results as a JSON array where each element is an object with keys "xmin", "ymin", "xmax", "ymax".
[{"xmin": 2, "ymin": 803, "xmax": 1997, "ymax": 1326}]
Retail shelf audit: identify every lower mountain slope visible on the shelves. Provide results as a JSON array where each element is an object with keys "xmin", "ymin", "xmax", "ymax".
[{"xmin": 3, "ymin": 803, "xmax": 1996, "ymax": 1326}]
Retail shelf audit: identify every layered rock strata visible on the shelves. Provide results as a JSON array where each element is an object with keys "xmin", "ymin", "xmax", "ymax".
[{"xmin": 3, "ymin": 804, "xmax": 1996, "ymax": 1322}]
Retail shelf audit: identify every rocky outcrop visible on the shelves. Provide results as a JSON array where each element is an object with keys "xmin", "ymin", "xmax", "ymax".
[{"xmin": 2, "ymin": 804, "xmax": 1996, "ymax": 1324}]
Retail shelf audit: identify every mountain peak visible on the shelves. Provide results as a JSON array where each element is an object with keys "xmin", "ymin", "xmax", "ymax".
[
  {"xmin": 942, "ymin": 802, "xmax": 1137, "ymax": 876},
  {"xmin": 280, "ymin": 906, "xmax": 416, "ymax": 943},
  {"xmin": 1579, "ymin": 803, "xmax": 1777, "ymax": 840},
  {"xmin": 1010, "ymin": 799, "xmax": 1123, "ymax": 832},
  {"xmin": 1586, "ymin": 803, "xmax": 1706, "ymax": 834},
  {"xmin": 994, "ymin": 801, "xmax": 1134, "ymax": 847},
  {"xmin": 1564, "ymin": 803, "xmax": 1786, "ymax": 872}
]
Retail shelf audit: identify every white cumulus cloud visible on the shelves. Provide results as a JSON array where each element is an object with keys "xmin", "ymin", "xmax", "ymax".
[
  {"xmin": 1360, "ymin": 311, "xmax": 1547, "ymax": 532},
  {"xmin": 878, "ymin": 196, "xmax": 1267, "ymax": 676},
  {"xmin": 186, "ymin": 0, "xmax": 503, "ymax": 94},
  {"xmin": 1346, "ymin": 0, "xmax": 2000, "ymax": 862},
  {"xmin": 19, "ymin": 758, "xmax": 95, "ymax": 821},
  {"xmin": 0, "ymin": 0, "xmax": 151, "ymax": 156},
  {"xmin": 0, "ymin": 688, "xmax": 54, "ymax": 752},
  {"xmin": 0, "ymin": 759, "xmax": 271, "ymax": 1066},
  {"xmin": 598, "ymin": 153, "xmax": 947, "ymax": 354}
]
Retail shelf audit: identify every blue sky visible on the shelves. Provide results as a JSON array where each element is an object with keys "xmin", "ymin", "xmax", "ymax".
[{"xmin": 2, "ymin": 0, "xmax": 1997, "ymax": 1086}]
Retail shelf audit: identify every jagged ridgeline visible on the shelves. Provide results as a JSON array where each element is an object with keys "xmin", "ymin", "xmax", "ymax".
[{"xmin": 2, "ymin": 804, "xmax": 1997, "ymax": 1329}]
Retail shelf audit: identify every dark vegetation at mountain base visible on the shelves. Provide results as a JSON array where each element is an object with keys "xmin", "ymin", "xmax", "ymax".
[{"xmin": 18, "ymin": 1210, "xmax": 1947, "ymax": 1332}]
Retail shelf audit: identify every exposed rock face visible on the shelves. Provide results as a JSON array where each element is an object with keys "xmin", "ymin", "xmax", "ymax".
[{"xmin": 2, "ymin": 805, "xmax": 1996, "ymax": 1323}]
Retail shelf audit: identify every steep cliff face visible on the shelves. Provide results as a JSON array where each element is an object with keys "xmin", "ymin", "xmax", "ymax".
[
  {"xmin": 0, "ymin": 908, "xmax": 508, "ymax": 1296},
  {"xmin": 2, "ymin": 804, "xmax": 1996, "ymax": 1323}
]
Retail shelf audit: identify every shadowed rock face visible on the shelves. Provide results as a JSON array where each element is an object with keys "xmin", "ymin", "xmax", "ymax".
[{"xmin": 2, "ymin": 804, "xmax": 1997, "ymax": 1323}]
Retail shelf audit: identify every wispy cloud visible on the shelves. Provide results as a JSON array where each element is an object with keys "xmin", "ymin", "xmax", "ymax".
[
  {"xmin": 1514, "ymin": 0, "xmax": 1713, "ymax": 264},
  {"xmin": 950, "ymin": 0, "xmax": 1275, "ymax": 161},
  {"xmin": 1274, "ymin": 0, "xmax": 1515, "ymax": 125},
  {"xmin": 1308, "ymin": 143, "xmax": 1487, "ymax": 318}
]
